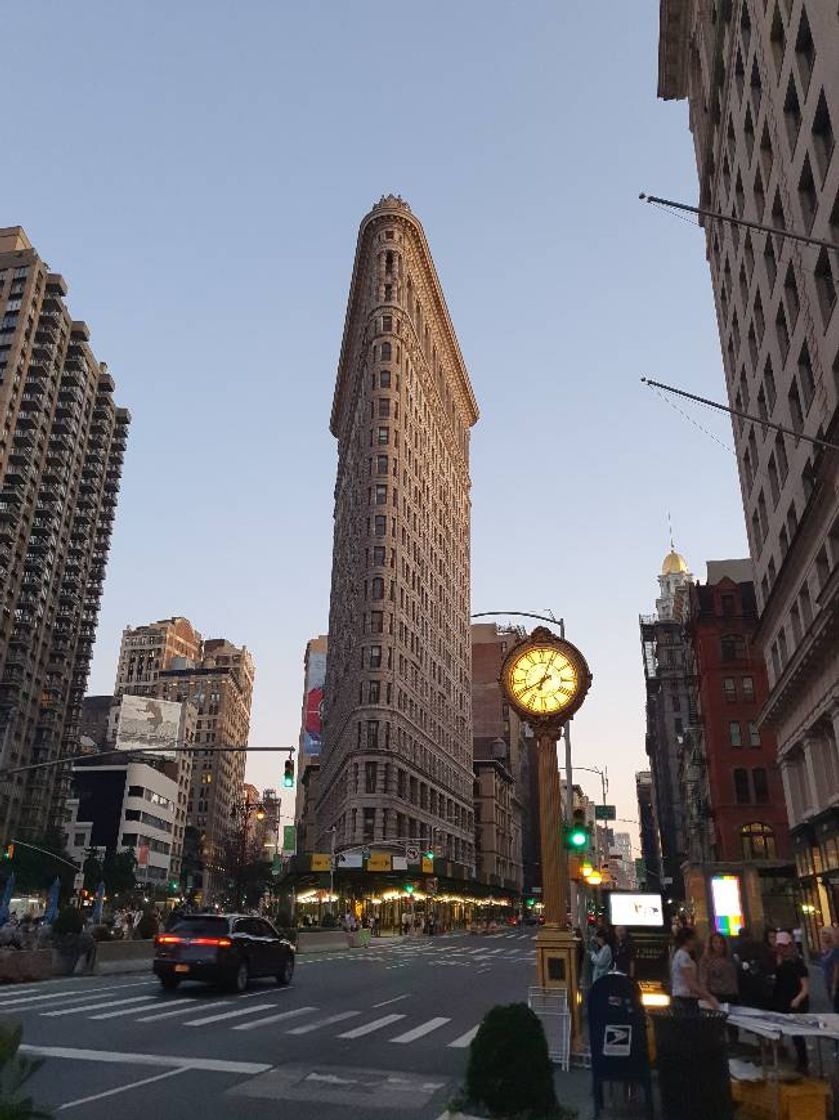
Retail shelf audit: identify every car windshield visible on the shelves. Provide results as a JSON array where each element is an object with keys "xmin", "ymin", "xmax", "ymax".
[{"xmin": 169, "ymin": 917, "xmax": 230, "ymax": 936}]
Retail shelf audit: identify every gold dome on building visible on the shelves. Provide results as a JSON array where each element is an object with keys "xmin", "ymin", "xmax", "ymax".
[{"xmin": 662, "ymin": 550, "xmax": 689, "ymax": 576}]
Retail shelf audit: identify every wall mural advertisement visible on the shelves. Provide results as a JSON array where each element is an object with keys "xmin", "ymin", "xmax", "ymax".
[
  {"xmin": 116, "ymin": 695, "xmax": 182, "ymax": 761},
  {"xmin": 301, "ymin": 648, "xmax": 326, "ymax": 757}
]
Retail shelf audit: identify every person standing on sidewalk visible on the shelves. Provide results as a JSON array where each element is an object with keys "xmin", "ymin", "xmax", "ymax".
[
  {"xmin": 613, "ymin": 926, "xmax": 636, "ymax": 978},
  {"xmin": 671, "ymin": 927, "xmax": 720, "ymax": 1014},
  {"xmin": 772, "ymin": 930, "xmax": 810, "ymax": 1072},
  {"xmin": 590, "ymin": 927, "xmax": 614, "ymax": 984}
]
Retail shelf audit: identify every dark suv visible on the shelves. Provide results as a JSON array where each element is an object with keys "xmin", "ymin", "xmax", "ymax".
[{"xmin": 153, "ymin": 913, "xmax": 295, "ymax": 993}]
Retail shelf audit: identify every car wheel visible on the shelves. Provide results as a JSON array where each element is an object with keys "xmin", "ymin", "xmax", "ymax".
[
  {"xmin": 159, "ymin": 975, "xmax": 180, "ymax": 992},
  {"xmin": 228, "ymin": 959, "xmax": 249, "ymax": 993},
  {"xmin": 277, "ymin": 955, "xmax": 295, "ymax": 986}
]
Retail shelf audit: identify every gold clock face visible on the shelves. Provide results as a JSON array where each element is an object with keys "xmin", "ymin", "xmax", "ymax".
[{"xmin": 501, "ymin": 635, "xmax": 591, "ymax": 721}]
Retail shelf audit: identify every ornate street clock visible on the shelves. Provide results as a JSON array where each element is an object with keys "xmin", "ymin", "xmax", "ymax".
[{"xmin": 500, "ymin": 626, "xmax": 592, "ymax": 724}]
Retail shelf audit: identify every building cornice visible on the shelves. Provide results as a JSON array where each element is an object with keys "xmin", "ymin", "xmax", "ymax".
[{"xmin": 331, "ymin": 196, "xmax": 479, "ymax": 438}]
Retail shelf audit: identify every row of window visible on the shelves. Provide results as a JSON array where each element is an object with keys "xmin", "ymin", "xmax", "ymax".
[
  {"xmin": 723, "ymin": 674, "xmax": 756, "ymax": 702},
  {"xmin": 728, "ymin": 719, "xmax": 761, "ymax": 747}
]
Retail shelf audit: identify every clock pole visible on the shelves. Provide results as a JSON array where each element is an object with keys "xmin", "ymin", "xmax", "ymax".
[{"xmin": 499, "ymin": 626, "xmax": 592, "ymax": 1053}]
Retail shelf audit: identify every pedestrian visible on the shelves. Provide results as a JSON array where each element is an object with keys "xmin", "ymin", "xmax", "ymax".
[
  {"xmin": 700, "ymin": 932, "xmax": 740, "ymax": 1006},
  {"xmin": 401, "ymin": 910, "xmax": 409, "ymax": 936},
  {"xmin": 772, "ymin": 930, "xmax": 810, "ymax": 1072},
  {"xmin": 613, "ymin": 926, "xmax": 636, "ymax": 978},
  {"xmin": 590, "ymin": 927, "xmax": 614, "ymax": 984},
  {"xmin": 670, "ymin": 927, "xmax": 720, "ymax": 1013},
  {"xmin": 818, "ymin": 927, "xmax": 839, "ymax": 1012}
]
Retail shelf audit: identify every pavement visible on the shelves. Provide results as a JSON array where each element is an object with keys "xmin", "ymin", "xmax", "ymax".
[{"xmin": 2, "ymin": 931, "xmax": 596, "ymax": 1119}]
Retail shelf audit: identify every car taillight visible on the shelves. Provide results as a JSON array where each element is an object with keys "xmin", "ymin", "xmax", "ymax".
[
  {"xmin": 156, "ymin": 935, "xmax": 182, "ymax": 945},
  {"xmin": 218, "ymin": 937, "xmax": 232, "ymax": 948},
  {"xmin": 187, "ymin": 937, "xmax": 232, "ymax": 947}
]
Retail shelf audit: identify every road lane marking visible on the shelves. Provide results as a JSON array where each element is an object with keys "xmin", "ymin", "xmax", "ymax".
[
  {"xmin": 232, "ymin": 1006, "xmax": 317, "ymax": 1031},
  {"xmin": 448, "ymin": 1025, "xmax": 480, "ymax": 1048},
  {"xmin": 373, "ymin": 993, "xmax": 411, "ymax": 1008},
  {"xmin": 137, "ymin": 990, "xmax": 266, "ymax": 1022},
  {"xmin": 42, "ymin": 996, "xmax": 157, "ymax": 1018},
  {"xmin": 390, "ymin": 1017, "xmax": 451, "ymax": 1043},
  {"xmin": 90, "ymin": 1001, "xmax": 177, "ymax": 1020},
  {"xmin": 1, "ymin": 981, "xmax": 153, "ymax": 1010},
  {"xmin": 19, "ymin": 1044, "xmax": 271, "ymax": 1074},
  {"xmin": 337, "ymin": 1013, "xmax": 406, "ymax": 1038},
  {"xmin": 184, "ymin": 1002, "xmax": 279, "ymax": 1026},
  {"xmin": 286, "ymin": 1010, "xmax": 360, "ymax": 1034},
  {"xmin": 57, "ymin": 1067, "xmax": 188, "ymax": 1111}
]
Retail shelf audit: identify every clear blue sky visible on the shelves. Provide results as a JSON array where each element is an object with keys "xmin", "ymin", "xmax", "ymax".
[{"xmin": 6, "ymin": 3, "xmax": 747, "ymax": 839}]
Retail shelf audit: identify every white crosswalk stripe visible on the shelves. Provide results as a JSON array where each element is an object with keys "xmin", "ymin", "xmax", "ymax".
[
  {"xmin": 90, "ymin": 1001, "xmax": 180, "ymax": 1020},
  {"xmin": 337, "ymin": 1013, "xmax": 406, "ymax": 1039},
  {"xmin": 233, "ymin": 1006, "xmax": 318, "ymax": 1031},
  {"xmin": 137, "ymin": 990, "xmax": 266, "ymax": 1023},
  {"xmin": 286, "ymin": 1010, "xmax": 360, "ymax": 1035},
  {"xmin": 42, "ymin": 996, "xmax": 157, "ymax": 1018},
  {"xmin": 184, "ymin": 1002, "xmax": 280, "ymax": 1027},
  {"xmin": 448, "ymin": 1024, "xmax": 480, "ymax": 1049},
  {"xmin": 390, "ymin": 1016, "xmax": 451, "ymax": 1043},
  {"xmin": 2, "ymin": 981, "xmax": 153, "ymax": 1010}
]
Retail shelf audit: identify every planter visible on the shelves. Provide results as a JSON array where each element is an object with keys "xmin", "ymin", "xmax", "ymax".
[{"xmin": 0, "ymin": 949, "xmax": 52, "ymax": 983}]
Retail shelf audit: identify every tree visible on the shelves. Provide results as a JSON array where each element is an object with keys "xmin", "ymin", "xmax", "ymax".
[
  {"xmin": 11, "ymin": 828, "xmax": 75, "ymax": 895},
  {"xmin": 102, "ymin": 848, "xmax": 136, "ymax": 897},
  {"xmin": 82, "ymin": 847, "xmax": 103, "ymax": 892}
]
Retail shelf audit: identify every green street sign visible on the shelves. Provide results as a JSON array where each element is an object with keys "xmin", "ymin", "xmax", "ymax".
[{"xmin": 595, "ymin": 805, "xmax": 616, "ymax": 821}]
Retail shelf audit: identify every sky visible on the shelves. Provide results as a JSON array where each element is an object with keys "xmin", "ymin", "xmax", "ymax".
[{"xmin": 5, "ymin": 3, "xmax": 749, "ymax": 847}]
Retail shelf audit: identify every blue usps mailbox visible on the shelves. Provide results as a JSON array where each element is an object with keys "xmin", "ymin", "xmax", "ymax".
[{"xmin": 588, "ymin": 972, "xmax": 653, "ymax": 1118}]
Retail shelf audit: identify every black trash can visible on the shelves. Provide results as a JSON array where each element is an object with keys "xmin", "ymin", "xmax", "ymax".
[{"xmin": 652, "ymin": 1010, "xmax": 732, "ymax": 1120}]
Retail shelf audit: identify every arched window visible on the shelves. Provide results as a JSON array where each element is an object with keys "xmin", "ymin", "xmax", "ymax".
[
  {"xmin": 741, "ymin": 822, "xmax": 777, "ymax": 860},
  {"xmin": 381, "ymin": 342, "xmax": 392, "ymax": 361}
]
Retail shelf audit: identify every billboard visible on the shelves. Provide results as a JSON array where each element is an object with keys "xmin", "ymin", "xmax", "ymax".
[
  {"xmin": 710, "ymin": 873, "xmax": 745, "ymax": 936},
  {"xmin": 607, "ymin": 892, "xmax": 665, "ymax": 928},
  {"xmin": 116, "ymin": 695, "xmax": 182, "ymax": 761},
  {"xmin": 301, "ymin": 645, "xmax": 327, "ymax": 758}
]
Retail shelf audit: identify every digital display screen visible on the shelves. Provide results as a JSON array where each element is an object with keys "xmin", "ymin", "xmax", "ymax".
[
  {"xmin": 608, "ymin": 892, "xmax": 664, "ymax": 927},
  {"xmin": 710, "ymin": 874, "xmax": 744, "ymax": 936}
]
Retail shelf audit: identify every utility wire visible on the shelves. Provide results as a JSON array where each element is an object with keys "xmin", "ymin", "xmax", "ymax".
[{"xmin": 648, "ymin": 383, "xmax": 735, "ymax": 454}]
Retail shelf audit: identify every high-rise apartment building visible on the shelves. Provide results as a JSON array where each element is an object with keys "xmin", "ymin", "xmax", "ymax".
[
  {"xmin": 640, "ymin": 549, "xmax": 695, "ymax": 898},
  {"xmin": 658, "ymin": 3, "xmax": 839, "ymax": 934},
  {"xmin": 0, "ymin": 227, "xmax": 129, "ymax": 844},
  {"xmin": 317, "ymin": 196, "xmax": 479, "ymax": 875},
  {"xmin": 115, "ymin": 622, "xmax": 254, "ymax": 900},
  {"xmin": 114, "ymin": 617, "xmax": 202, "ymax": 693}
]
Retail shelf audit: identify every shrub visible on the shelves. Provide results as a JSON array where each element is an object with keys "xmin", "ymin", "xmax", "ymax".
[
  {"xmin": 52, "ymin": 906, "xmax": 83, "ymax": 936},
  {"xmin": 0, "ymin": 1023, "xmax": 50, "ymax": 1119},
  {"xmin": 320, "ymin": 911, "xmax": 337, "ymax": 929},
  {"xmin": 466, "ymin": 1003, "xmax": 558, "ymax": 1119}
]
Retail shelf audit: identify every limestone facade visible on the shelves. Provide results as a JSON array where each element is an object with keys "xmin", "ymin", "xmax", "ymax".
[{"xmin": 316, "ymin": 196, "xmax": 478, "ymax": 873}]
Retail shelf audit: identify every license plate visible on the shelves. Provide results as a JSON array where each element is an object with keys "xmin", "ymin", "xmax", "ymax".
[{"xmin": 174, "ymin": 964, "xmax": 190, "ymax": 973}]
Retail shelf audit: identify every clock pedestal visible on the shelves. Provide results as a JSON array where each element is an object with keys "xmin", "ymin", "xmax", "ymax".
[{"xmin": 535, "ymin": 729, "xmax": 582, "ymax": 1048}]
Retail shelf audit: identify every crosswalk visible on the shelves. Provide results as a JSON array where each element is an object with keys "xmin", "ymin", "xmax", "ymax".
[{"xmin": 1, "ymin": 979, "xmax": 487, "ymax": 1052}]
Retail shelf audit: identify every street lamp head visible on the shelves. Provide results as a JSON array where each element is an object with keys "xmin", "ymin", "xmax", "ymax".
[{"xmin": 255, "ymin": 807, "xmax": 265, "ymax": 821}]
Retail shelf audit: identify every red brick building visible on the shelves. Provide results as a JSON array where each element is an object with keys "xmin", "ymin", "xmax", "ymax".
[{"xmin": 684, "ymin": 561, "xmax": 790, "ymax": 866}]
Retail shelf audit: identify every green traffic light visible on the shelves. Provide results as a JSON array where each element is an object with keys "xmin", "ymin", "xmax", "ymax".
[
  {"xmin": 568, "ymin": 827, "xmax": 588, "ymax": 849},
  {"xmin": 404, "ymin": 884, "xmax": 414, "ymax": 894}
]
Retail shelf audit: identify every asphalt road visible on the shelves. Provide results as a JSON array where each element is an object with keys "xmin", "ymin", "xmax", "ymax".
[{"xmin": 2, "ymin": 930, "xmax": 539, "ymax": 1119}]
